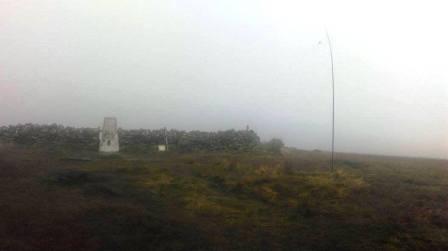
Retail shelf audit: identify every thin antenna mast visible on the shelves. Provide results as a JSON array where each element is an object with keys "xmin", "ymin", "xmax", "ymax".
[
  {"xmin": 164, "ymin": 127, "xmax": 168, "ymax": 151},
  {"xmin": 325, "ymin": 28, "xmax": 335, "ymax": 171}
]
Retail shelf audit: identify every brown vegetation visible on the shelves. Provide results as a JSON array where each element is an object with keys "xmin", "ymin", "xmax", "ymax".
[{"xmin": 1, "ymin": 145, "xmax": 448, "ymax": 250}]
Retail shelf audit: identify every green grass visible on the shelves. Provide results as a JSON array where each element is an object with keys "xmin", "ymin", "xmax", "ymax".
[{"xmin": 1, "ymin": 145, "xmax": 448, "ymax": 250}]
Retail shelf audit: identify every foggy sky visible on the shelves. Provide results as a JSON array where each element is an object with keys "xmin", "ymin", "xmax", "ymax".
[{"xmin": 1, "ymin": 0, "xmax": 447, "ymax": 159}]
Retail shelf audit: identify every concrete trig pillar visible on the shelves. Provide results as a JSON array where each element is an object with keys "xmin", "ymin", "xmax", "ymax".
[{"xmin": 99, "ymin": 117, "xmax": 119, "ymax": 153}]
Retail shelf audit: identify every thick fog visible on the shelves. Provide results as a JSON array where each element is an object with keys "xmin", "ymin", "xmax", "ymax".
[{"xmin": 1, "ymin": 0, "xmax": 447, "ymax": 159}]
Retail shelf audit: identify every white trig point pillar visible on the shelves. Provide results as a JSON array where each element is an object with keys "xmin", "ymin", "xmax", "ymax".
[{"xmin": 99, "ymin": 117, "xmax": 119, "ymax": 153}]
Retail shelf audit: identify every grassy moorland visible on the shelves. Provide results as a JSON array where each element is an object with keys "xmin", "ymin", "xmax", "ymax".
[{"xmin": 1, "ymin": 145, "xmax": 448, "ymax": 251}]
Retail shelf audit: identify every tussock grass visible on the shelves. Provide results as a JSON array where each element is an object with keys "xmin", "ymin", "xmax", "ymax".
[{"xmin": 1, "ymin": 145, "xmax": 448, "ymax": 250}]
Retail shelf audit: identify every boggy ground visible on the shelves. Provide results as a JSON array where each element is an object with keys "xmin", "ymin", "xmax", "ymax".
[{"xmin": 1, "ymin": 145, "xmax": 448, "ymax": 251}]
